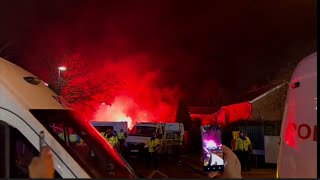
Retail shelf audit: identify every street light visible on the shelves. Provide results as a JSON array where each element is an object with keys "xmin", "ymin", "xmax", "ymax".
[
  {"xmin": 58, "ymin": 66, "xmax": 67, "ymax": 71},
  {"xmin": 57, "ymin": 66, "xmax": 67, "ymax": 95}
]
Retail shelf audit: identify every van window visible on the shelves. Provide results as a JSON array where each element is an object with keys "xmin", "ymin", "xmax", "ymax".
[
  {"xmin": 0, "ymin": 121, "xmax": 7, "ymax": 177},
  {"xmin": 11, "ymin": 125, "xmax": 39, "ymax": 177},
  {"xmin": 93, "ymin": 126, "xmax": 114, "ymax": 136},
  {"xmin": 130, "ymin": 126, "xmax": 156, "ymax": 137},
  {"xmin": 30, "ymin": 109, "xmax": 136, "ymax": 178},
  {"xmin": 0, "ymin": 122, "xmax": 62, "ymax": 178}
]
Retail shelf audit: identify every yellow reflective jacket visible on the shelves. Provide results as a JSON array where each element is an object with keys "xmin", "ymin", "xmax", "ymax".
[
  {"xmin": 107, "ymin": 136, "xmax": 118, "ymax": 147},
  {"xmin": 100, "ymin": 132, "xmax": 106, "ymax": 137},
  {"xmin": 148, "ymin": 138, "xmax": 160, "ymax": 152},
  {"xmin": 58, "ymin": 133, "xmax": 64, "ymax": 140},
  {"xmin": 69, "ymin": 134, "xmax": 78, "ymax": 142},
  {"xmin": 118, "ymin": 132, "xmax": 125, "ymax": 140},
  {"xmin": 235, "ymin": 136, "xmax": 252, "ymax": 151},
  {"xmin": 147, "ymin": 140, "xmax": 155, "ymax": 152},
  {"xmin": 155, "ymin": 138, "xmax": 160, "ymax": 147}
]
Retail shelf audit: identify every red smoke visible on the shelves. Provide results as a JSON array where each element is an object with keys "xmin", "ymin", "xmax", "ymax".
[
  {"xmin": 17, "ymin": 3, "xmax": 185, "ymax": 126},
  {"xmin": 24, "ymin": 51, "xmax": 182, "ymax": 127},
  {"xmin": 94, "ymin": 96, "xmax": 139, "ymax": 129},
  {"xmin": 91, "ymin": 54, "xmax": 182, "ymax": 128}
]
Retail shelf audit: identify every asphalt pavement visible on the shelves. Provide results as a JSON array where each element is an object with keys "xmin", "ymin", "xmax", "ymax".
[
  {"xmin": 125, "ymin": 154, "xmax": 207, "ymax": 178},
  {"xmin": 125, "ymin": 153, "xmax": 276, "ymax": 178},
  {"xmin": 179, "ymin": 154, "xmax": 276, "ymax": 178}
]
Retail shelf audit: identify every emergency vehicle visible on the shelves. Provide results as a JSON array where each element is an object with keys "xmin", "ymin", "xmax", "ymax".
[
  {"xmin": 90, "ymin": 121, "xmax": 128, "ymax": 136},
  {"xmin": 126, "ymin": 122, "xmax": 184, "ymax": 154},
  {"xmin": 277, "ymin": 52, "xmax": 317, "ymax": 178},
  {"xmin": 0, "ymin": 58, "xmax": 137, "ymax": 178}
]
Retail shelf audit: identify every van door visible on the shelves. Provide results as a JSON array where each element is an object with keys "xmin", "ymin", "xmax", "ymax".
[
  {"xmin": 157, "ymin": 125, "xmax": 164, "ymax": 139},
  {"xmin": 0, "ymin": 121, "xmax": 62, "ymax": 178},
  {"xmin": 0, "ymin": 121, "xmax": 9, "ymax": 178},
  {"xmin": 278, "ymin": 53, "xmax": 317, "ymax": 178}
]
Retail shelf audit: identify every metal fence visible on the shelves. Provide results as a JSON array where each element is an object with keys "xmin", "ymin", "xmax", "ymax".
[
  {"xmin": 222, "ymin": 120, "xmax": 281, "ymax": 150},
  {"xmin": 221, "ymin": 120, "xmax": 281, "ymax": 168}
]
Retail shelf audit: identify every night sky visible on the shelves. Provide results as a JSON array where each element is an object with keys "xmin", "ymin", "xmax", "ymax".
[{"xmin": 0, "ymin": 0, "xmax": 317, "ymax": 106}]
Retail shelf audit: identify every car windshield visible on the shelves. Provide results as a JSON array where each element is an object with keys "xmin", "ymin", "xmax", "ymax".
[
  {"xmin": 30, "ymin": 109, "xmax": 137, "ymax": 178},
  {"xmin": 129, "ymin": 126, "xmax": 156, "ymax": 137}
]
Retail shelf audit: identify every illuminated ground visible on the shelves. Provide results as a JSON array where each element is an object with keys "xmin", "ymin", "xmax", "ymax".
[
  {"xmin": 125, "ymin": 153, "xmax": 276, "ymax": 178},
  {"xmin": 126, "ymin": 155, "xmax": 207, "ymax": 178}
]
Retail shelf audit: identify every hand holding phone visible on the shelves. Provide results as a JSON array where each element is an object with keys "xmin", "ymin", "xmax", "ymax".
[
  {"xmin": 207, "ymin": 145, "xmax": 242, "ymax": 178},
  {"xmin": 39, "ymin": 131, "xmax": 45, "ymax": 151},
  {"xmin": 29, "ymin": 146, "xmax": 54, "ymax": 178},
  {"xmin": 201, "ymin": 125, "xmax": 224, "ymax": 172}
]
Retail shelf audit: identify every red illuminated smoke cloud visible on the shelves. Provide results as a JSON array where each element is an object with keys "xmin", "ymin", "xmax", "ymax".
[{"xmin": 92, "ymin": 54, "xmax": 182, "ymax": 128}]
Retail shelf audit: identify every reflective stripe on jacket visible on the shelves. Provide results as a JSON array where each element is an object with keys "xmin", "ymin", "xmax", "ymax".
[{"xmin": 69, "ymin": 134, "xmax": 78, "ymax": 142}]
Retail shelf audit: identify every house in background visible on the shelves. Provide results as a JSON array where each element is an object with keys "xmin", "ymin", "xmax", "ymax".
[
  {"xmin": 249, "ymin": 83, "xmax": 288, "ymax": 121},
  {"xmin": 187, "ymin": 82, "xmax": 289, "ymax": 126},
  {"xmin": 188, "ymin": 106, "xmax": 218, "ymax": 125},
  {"xmin": 215, "ymin": 82, "xmax": 288, "ymax": 126},
  {"xmin": 214, "ymin": 82, "xmax": 289, "ymax": 168}
]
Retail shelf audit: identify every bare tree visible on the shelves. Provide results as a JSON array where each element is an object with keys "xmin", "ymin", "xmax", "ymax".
[{"xmin": 39, "ymin": 51, "xmax": 121, "ymax": 116}]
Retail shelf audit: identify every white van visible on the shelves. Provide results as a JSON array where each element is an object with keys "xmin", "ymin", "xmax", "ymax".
[
  {"xmin": 277, "ymin": 52, "xmax": 317, "ymax": 178},
  {"xmin": 126, "ymin": 122, "xmax": 184, "ymax": 154},
  {"xmin": 0, "ymin": 58, "xmax": 137, "ymax": 178},
  {"xmin": 90, "ymin": 121, "xmax": 128, "ymax": 136}
]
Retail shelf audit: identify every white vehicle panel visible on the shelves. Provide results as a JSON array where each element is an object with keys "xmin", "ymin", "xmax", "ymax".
[
  {"xmin": 0, "ymin": 58, "xmax": 70, "ymax": 110},
  {"xmin": 277, "ymin": 52, "xmax": 317, "ymax": 178}
]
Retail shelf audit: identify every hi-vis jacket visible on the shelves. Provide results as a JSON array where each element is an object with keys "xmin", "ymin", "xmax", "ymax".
[
  {"xmin": 58, "ymin": 133, "xmax": 78, "ymax": 143},
  {"xmin": 100, "ymin": 132, "xmax": 118, "ymax": 147},
  {"xmin": 147, "ymin": 138, "xmax": 160, "ymax": 153},
  {"xmin": 118, "ymin": 132, "xmax": 125, "ymax": 140},
  {"xmin": 235, "ymin": 136, "xmax": 252, "ymax": 151},
  {"xmin": 107, "ymin": 136, "xmax": 118, "ymax": 147}
]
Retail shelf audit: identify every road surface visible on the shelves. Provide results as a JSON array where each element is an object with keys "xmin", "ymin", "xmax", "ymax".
[
  {"xmin": 125, "ymin": 153, "xmax": 276, "ymax": 178},
  {"xmin": 125, "ymin": 154, "xmax": 207, "ymax": 178}
]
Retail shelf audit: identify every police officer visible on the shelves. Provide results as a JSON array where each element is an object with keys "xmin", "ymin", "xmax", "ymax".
[
  {"xmin": 105, "ymin": 130, "xmax": 118, "ymax": 148},
  {"xmin": 146, "ymin": 133, "xmax": 160, "ymax": 169},
  {"xmin": 117, "ymin": 129, "xmax": 126, "ymax": 152},
  {"xmin": 235, "ymin": 131, "xmax": 252, "ymax": 171},
  {"xmin": 179, "ymin": 133, "xmax": 184, "ymax": 145}
]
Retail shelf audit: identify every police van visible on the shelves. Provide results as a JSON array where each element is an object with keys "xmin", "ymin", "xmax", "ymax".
[
  {"xmin": 90, "ymin": 121, "xmax": 128, "ymax": 136},
  {"xmin": 126, "ymin": 122, "xmax": 184, "ymax": 154},
  {"xmin": 0, "ymin": 58, "xmax": 137, "ymax": 178},
  {"xmin": 277, "ymin": 52, "xmax": 317, "ymax": 178}
]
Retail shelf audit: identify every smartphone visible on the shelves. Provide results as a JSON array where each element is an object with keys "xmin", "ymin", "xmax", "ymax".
[
  {"xmin": 201, "ymin": 125, "xmax": 224, "ymax": 172},
  {"xmin": 39, "ymin": 131, "xmax": 45, "ymax": 151}
]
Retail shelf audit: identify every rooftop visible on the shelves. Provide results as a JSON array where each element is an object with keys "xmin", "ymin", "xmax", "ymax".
[{"xmin": 188, "ymin": 106, "xmax": 219, "ymax": 115}]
